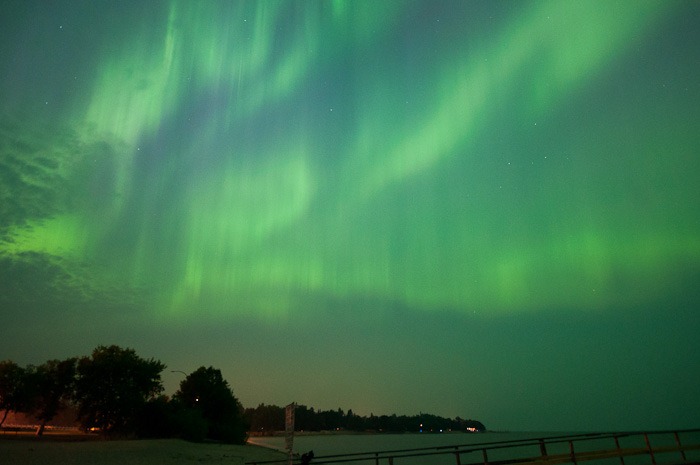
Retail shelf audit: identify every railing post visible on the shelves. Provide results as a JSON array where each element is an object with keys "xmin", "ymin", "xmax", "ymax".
[
  {"xmin": 482, "ymin": 448, "xmax": 489, "ymax": 465},
  {"xmin": 539, "ymin": 439, "xmax": 548, "ymax": 458},
  {"xmin": 388, "ymin": 457, "xmax": 393, "ymax": 465},
  {"xmin": 643, "ymin": 433, "xmax": 656, "ymax": 465},
  {"xmin": 674, "ymin": 431, "xmax": 687, "ymax": 462},
  {"xmin": 375, "ymin": 452, "xmax": 379, "ymax": 465},
  {"xmin": 454, "ymin": 446, "xmax": 462, "ymax": 465},
  {"xmin": 614, "ymin": 435, "xmax": 626, "ymax": 465},
  {"xmin": 569, "ymin": 440, "xmax": 577, "ymax": 465}
]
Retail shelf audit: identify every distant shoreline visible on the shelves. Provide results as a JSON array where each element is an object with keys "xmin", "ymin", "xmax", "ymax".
[{"xmin": 248, "ymin": 429, "xmax": 488, "ymax": 437}]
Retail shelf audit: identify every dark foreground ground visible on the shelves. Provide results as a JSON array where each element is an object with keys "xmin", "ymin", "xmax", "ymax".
[{"xmin": 0, "ymin": 434, "xmax": 288, "ymax": 465}]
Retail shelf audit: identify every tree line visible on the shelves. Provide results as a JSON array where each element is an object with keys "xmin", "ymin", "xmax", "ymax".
[
  {"xmin": 0, "ymin": 345, "xmax": 247, "ymax": 443},
  {"xmin": 245, "ymin": 404, "xmax": 486, "ymax": 434},
  {"xmin": 1, "ymin": 345, "xmax": 485, "ymax": 443}
]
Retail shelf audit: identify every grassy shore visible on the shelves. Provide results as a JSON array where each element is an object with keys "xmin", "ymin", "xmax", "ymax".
[{"xmin": 0, "ymin": 435, "xmax": 288, "ymax": 465}]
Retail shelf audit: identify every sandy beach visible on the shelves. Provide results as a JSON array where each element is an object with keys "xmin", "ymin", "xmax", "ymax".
[{"xmin": 0, "ymin": 436, "xmax": 289, "ymax": 465}]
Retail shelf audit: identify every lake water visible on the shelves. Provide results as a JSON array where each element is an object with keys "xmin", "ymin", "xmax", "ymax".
[
  {"xmin": 248, "ymin": 430, "xmax": 700, "ymax": 465},
  {"xmin": 248, "ymin": 432, "xmax": 574, "ymax": 465},
  {"xmin": 249, "ymin": 431, "xmax": 549, "ymax": 457}
]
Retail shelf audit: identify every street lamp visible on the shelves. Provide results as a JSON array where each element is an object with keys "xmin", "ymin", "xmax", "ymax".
[{"xmin": 171, "ymin": 371, "xmax": 187, "ymax": 395}]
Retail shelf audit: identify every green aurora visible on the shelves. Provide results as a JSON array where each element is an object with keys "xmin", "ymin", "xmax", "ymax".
[{"xmin": 1, "ymin": 1, "xmax": 699, "ymax": 431}]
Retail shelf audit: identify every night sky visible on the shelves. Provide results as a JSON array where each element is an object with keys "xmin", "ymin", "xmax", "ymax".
[{"xmin": 1, "ymin": 1, "xmax": 699, "ymax": 432}]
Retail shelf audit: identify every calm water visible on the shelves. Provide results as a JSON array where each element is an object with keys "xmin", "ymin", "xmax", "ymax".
[
  {"xmin": 249, "ymin": 432, "xmax": 574, "ymax": 465},
  {"xmin": 248, "ymin": 431, "xmax": 700, "ymax": 465}
]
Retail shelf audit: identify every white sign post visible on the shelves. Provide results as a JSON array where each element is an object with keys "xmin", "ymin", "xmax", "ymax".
[{"xmin": 285, "ymin": 403, "xmax": 296, "ymax": 465}]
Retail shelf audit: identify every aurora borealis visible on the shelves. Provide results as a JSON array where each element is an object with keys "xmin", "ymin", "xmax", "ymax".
[{"xmin": 1, "ymin": 0, "xmax": 699, "ymax": 431}]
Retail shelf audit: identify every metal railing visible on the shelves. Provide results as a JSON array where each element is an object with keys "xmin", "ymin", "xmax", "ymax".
[{"xmin": 246, "ymin": 429, "xmax": 700, "ymax": 465}]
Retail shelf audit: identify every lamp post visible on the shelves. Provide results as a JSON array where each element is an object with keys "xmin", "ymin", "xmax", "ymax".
[{"xmin": 171, "ymin": 370, "xmax": 187, "ymax": 395}]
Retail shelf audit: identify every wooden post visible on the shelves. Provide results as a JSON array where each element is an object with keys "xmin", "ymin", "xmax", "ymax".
[
  {"xmin": 643, "ymin": 433, "xmax": 656, "ymax": 465},
  {"xmin": 539, "ymin": 439, "xmax": 548, "ymax": 458},
  {"xmin": 569, "ymin": 440, "xmax": 577, "ymax": 465},
  {"xmin": 482, "ymin": 448, "xmax": 489, "ymax": 465},
  {"xmin": 614, "ymin": 435, "xmax": 626, "ymax": 465},
  {"xmin": 454, "ymin": 448, "xmax": 462, "ymax": 465},
  {"xmin": 674, "ymin": 431, "xmax": 687, "ymax": 462},
  {"xmin": 285, "ymin": 403, "xmax": 295, "ymax": 465}
]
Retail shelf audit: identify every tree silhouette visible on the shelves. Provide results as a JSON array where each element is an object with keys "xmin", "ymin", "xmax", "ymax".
[
  {"xmin": 244, "ymin": 403, "xmax": 486, "ymax": 433},
  {"xmin": 30, "ymin": 358, "xmax": 77, "ymax": 436},
  {"xmin": 0, "ymin": 360, "xmax": 24, "ymax": 427},
  {"xmin": 74, "ymin": 345, "xmax": 164, "ymax": 435},
  {"xmin": 173, "ymin": 366, "xmax": 247, "ymax": 443}
]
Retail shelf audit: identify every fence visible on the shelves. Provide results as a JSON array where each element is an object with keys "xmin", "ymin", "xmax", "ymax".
[{"xmin": 246, "ymin": 429, "xmax": 700, "ymax": 465}]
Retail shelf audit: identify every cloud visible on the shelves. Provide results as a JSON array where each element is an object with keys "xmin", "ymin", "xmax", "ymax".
[{"xmin": 0, "ymin": 121, "xmax": 68, "ymax": 231}]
